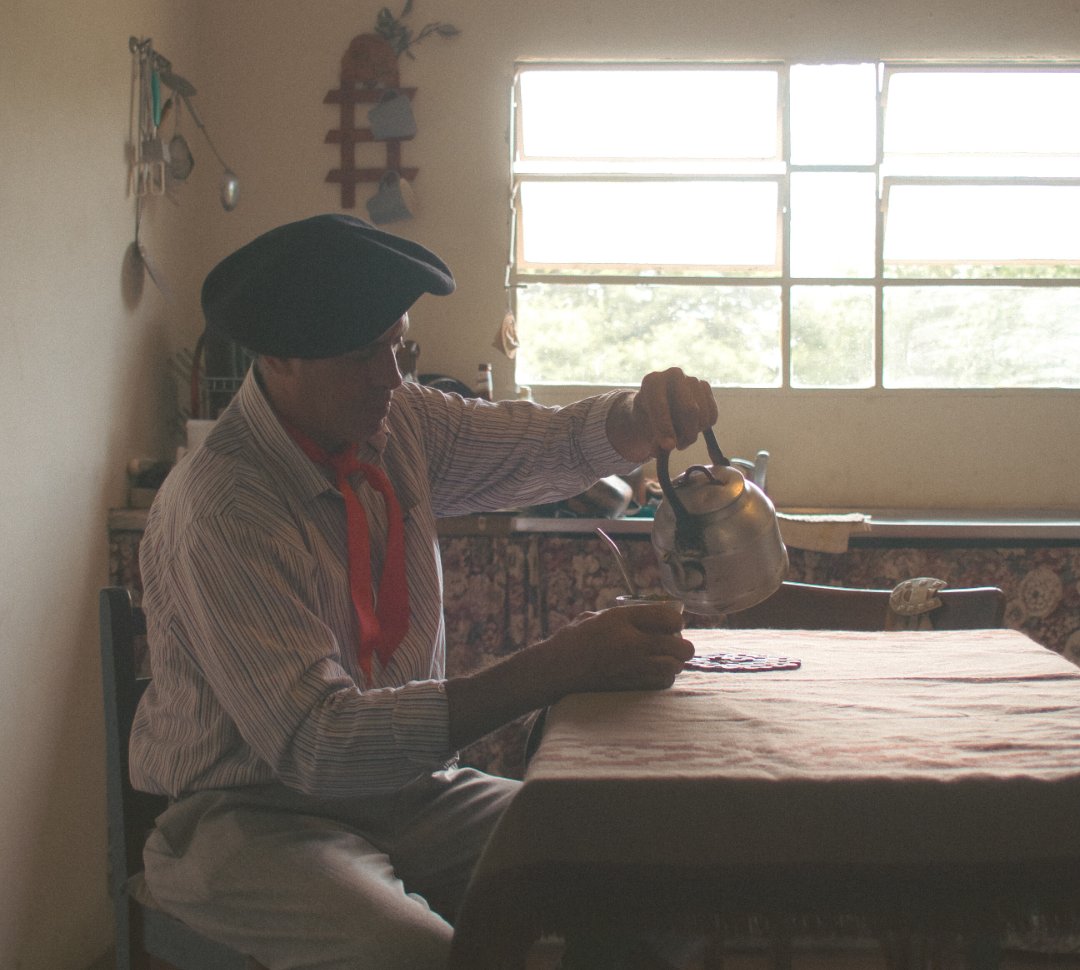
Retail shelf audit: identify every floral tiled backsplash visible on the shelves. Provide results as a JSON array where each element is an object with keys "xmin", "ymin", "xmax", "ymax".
[{"xmin": 110, "ymin": 526, "xmax": 1080, "ymax": 781}]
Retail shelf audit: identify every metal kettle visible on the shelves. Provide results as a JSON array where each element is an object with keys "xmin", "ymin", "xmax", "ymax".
[{"xmin": 652, "ymin": 428, "xmax": 788, "ymax": 613}]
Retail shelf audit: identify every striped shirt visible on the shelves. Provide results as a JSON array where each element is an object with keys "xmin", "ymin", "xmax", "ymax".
[{"xmin": 129, "ymin": 369, "xmax": 637, "ymax": 799}]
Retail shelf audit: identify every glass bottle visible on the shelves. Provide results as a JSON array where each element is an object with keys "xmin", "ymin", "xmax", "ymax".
[{"xmin": 474, "ymin": 363, "xmax": 493, "ymax": 401}]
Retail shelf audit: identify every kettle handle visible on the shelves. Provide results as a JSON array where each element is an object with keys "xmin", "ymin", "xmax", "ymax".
[
  {"xmin": 656, "ymin": 427, "xmax": 730, "ymax": 527},
  {"xmin": 703, "ymin": 427, "xmax": 729, "ymax": 468}
]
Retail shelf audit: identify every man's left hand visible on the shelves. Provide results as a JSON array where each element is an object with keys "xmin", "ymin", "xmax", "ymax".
[{"xmin": 606, "ymin": 367, "xmax": 718, "ymax": 462}]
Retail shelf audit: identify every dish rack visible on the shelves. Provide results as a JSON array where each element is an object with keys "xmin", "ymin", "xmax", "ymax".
[{"xmin": 188, "ymin": 330, "xmax": 252, "ymax": 419}]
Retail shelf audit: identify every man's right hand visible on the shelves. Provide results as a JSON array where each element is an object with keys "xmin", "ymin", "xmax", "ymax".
[{"xmin": 544, "ymin": 604, "xmax": 693, "ymax": 694}]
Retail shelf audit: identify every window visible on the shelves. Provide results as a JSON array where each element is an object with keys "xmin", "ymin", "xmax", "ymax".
[{"xmin": 509, "ymin": 62, "xmax": 1080, "ymax": 389}]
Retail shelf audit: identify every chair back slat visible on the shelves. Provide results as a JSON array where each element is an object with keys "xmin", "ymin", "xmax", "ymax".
[
  {"xmin": 100, "ymin": 588, "xmax": 169, "ymax": 885},
  {"xmin": 726, "ymin": 581, "xmax": 1006, "ymax": 631},
  {"xmin": 932, "ymin": 587, "xmax": 1007, "ymax": 630}
]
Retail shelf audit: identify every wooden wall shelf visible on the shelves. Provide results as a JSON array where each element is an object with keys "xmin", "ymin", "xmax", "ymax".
[{"xmin": 324, "ymin": 34, "xmax": 418, "ymax": 209}]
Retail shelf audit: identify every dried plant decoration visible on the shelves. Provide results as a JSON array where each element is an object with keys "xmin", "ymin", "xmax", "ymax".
[{"xmin": 374, "ymin": 0, "xmax": 460, "ymax": 60}]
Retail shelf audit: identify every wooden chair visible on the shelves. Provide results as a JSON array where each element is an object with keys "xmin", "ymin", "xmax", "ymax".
[
  {"xmin": 100, "ymin": 587, "xmax": 267, "ymax": 970},
  {"xmin": 726, "ymin": 580, "xmax": 1006, "ymax": 631}
]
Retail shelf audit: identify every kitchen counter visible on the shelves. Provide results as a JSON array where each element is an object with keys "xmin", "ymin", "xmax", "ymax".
[{"xmin": 110, "ymin": 507, "xmax": 1080, "ymax": 541}]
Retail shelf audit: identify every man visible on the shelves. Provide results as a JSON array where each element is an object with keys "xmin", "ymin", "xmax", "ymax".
[{"xmin": 129, "ymin": 214, "xmax": 718, "ymax": 969}]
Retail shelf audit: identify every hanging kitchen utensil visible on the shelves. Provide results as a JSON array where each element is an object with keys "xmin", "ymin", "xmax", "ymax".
[
  {"xmin": 121, "ymin": 240, "xmax": 145, "ymax": 310},
  {"xmin": 167, "ymin": 94, "xmax": 195, "ymax": 181},
  {"xmin": 366, "ymin": 170, "xmax": 412, "ymax": 225},
  {"xmin": 129, "ymin": 35, "xmax": 242, "ymax": 218},
  {"xmin": 651, "ymin": 427, "xmax": 788, "ymax": 614},
  {"xmin": 181, "ymin": 91, "xmax": 241, "ymax": 211},
  {"xmin": 168, "ymin": 134, "xmax": 194, "ymax": 181},
  {"xmin": 132, "ymin": 189, "xmax": 173, "ymax": 303},
  {"xmin": 139, "ymin": 137, "xmax": 166, "ymax": 195},
  {"xmin": 133, "ymin": 42, "xmax": 157, "ymax": 196},
  {"xmin": 368, "ymin": 90, "xmax": 418, "ymax": 140},
  {"xmin": 137, "ymin": 238, "xmax": 173, "ymax": 302},
  {"xmin": 220, "ymin": 170, "xmax": 241, "ymax": 211},
  {"xmin": 151, "ymin": 67, "xmax": 162, "ymax": 126},
  {"xmin": 157, "ymin": 66, "xmax": 197, "ymax": 99}
]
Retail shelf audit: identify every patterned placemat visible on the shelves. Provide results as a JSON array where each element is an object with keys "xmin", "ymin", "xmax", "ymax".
[{"xmin": 685, "ymin": 653, "xmax": 802, "ymax": 672}]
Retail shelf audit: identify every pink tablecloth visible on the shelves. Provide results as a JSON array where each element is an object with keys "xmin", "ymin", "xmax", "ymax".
[{"xmin": 449, "ymin": 629, "xmax": 1080, "ymax": 969}]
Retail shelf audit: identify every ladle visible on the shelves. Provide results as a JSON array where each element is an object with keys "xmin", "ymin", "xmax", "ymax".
[
  {"xmin": 182, "ymin": 92, "xmax": 241, "ymax": 212},
  {"xmin": 220, "ymin": 170, "xmax": 241, "ymax": 211},
  {"xmin": 595, "ymin": 527, "xmax": 637, "ymax": 597}
]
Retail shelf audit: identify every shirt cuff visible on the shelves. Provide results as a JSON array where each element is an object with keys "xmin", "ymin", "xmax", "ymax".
[
  {"xmin": 580, "ymin": 390, "xmax": 645, "ymax": 476},
  {"xmin": 392, "ymin": 680, "xmax": 453, "ymax": 766}
]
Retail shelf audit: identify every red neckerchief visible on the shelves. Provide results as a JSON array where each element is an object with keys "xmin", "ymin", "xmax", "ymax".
[{"xmin": 286, "ymin": 424, "xmax": 409, "ymax": 679}]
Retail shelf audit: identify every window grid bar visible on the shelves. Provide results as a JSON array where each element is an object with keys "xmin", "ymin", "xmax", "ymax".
[
  {"xmin": 506, "ymin": 76, "xmax": 520, "ymax": 292},
  {"xmin": 883, "ymin": 176, "xmax": 1080, "ymax": 188},
  {"xmin": 510, "ymin": 173, "xmax": 786, "ymax": 182},
  {"xmin": 883, "ymin": 61, "xmax": 1080, "ymax": 75},
  {"xmin": 875, "ymin": 60, "xmax": 886, "ymax": 388},
  {"xmin": 791, "ymin": 164, "xmax": 878, "ymax": 173},
  {"xmin": 879, "ymin": 276, "xmax": 1080, "ymax": 287},
  {"xmin": 780, "ymin": 64, "xmax": 792, "ymax": 389},
  {"xmin": 514, "ymin": 59, "xmax": 786, "ymax": 72},
  {"xmin": 512, "ymin": 71, "xmax": 523, "ymax": 166},
  {"xmin": 510, "ymin": 274, "xmax": 784, "ymax": 286},
  {"xmin": 516, "ymin": 156, "xmax": 786, "ymax": 166},
  {"xmin": 510, "ymin": 273, "xmax": 1080, "ymax": 287}
]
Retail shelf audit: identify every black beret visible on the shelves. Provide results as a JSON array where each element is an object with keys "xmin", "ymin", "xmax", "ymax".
[{"xmin": 200, "ymin": 214, "xmax": 455, "ymax": 358}]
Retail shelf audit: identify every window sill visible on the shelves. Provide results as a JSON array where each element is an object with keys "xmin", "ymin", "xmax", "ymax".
[
  {"xmin": 434, "ymin": 509, "xmax": 1080, "ymax": 541},
  {"xmin": 108, "ymin": 507, "xmax": 1080, "ymax": 541}
]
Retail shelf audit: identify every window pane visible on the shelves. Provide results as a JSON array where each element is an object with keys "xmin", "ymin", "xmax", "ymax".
[
  {"xmin": 791, "ymin": 286, "xmax": 875, "ymax": 387},
  {"xmin": 883, "ymin": 286, "xmax": 1080, "ymax": 387},
  {"xmin": 515, "ymin": 283, "xmax": 782, "ymax": 386},
  {"xmin": 884, "ymin": 185, "xmax": 1080, "ymax": 263},
  {"xmin": 791, "ymin": 173, "xmax": 877, "ymax": 278},
  {"xmin": 519, "ymin": 69, "xmax": 779, "ymax": 159},
  {"xmin": 885, "ymin": 72, "xmax": 1080, "ymax": 155},
  {"xmin": 520, "ymin": 181, "xmax": 779, "ymax": 267},
  {"xmin": 790, "ymin": 63, "xmax": 878, "ymax": 165}
]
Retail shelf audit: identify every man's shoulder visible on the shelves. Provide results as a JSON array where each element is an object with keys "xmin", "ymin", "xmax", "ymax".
[
  {"xmin": 385, "ymin": 381, "xmax": 457, "ymax": 448},
  {"xmin": 389, "ymin": 380, "xmax": 444, "ymax": 420},
  {"xmin": 150, "ymin": 417, "xmax": 296, "ymax": 539}
]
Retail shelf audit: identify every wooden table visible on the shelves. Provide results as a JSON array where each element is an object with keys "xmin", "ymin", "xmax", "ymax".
[{"xmin": 448, "ymin": 629, "xmax": 1080, "ymax": 970}]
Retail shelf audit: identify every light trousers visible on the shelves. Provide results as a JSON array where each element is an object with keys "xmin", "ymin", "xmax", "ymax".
[{"xmin": 143, "ymin": 768, "xmax": 521, "ymax": 970}]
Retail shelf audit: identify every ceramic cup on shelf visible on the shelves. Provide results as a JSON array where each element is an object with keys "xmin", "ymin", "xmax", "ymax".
[
  {"xmin": 186, "ymin": 419, "xmax": 216, "ymax": 450},
  {"xmin": 177, "ymin": 418, "xmax": 217, "ymax": 464}
]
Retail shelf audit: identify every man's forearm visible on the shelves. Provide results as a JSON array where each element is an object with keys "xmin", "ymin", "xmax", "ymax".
[
  {"xmin": 442, "ymin": 605, "xmax": 692, "ymax": 753},
  {"xmin": 444, "ymin": 640, "xmax": 571, "ymax": 752}
]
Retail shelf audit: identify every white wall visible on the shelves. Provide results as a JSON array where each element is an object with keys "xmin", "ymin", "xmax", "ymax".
[
  {"xmin": 0, "ymin": 1, "xmax": 184, "ymax": 968},
  {"xmin": 1, "ymin": 1, "xmax": 1078, "ymax": 969}
]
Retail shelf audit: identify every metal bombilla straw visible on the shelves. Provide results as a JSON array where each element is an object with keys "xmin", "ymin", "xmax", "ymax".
[{"xmin": 595, "ymin": 528, "xmax": 637, "ymax": 597}]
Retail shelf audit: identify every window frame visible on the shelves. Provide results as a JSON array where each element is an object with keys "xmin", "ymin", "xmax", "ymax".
[{"xmin": 508, "ymin": 59, "xmax": 1080, "ymax": 390}]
